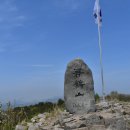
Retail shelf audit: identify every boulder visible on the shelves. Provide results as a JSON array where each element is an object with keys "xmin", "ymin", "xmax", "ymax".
[{"xmin": 64, "ymin": 58, "xmax": 96, "ymax": 114}]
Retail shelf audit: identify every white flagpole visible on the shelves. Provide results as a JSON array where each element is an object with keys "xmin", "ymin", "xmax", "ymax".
[
  {"xmin": 97, "ymin": 23, "xmax": 105, "ymax": 102},
  {"xmin": 97, "ymin": 0, "xmax": 105, "ymax": 102}
]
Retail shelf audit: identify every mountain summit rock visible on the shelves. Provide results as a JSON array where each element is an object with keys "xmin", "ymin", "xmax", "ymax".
[{"xmin": 64, "ymin": 58, "xmax": 96, "ymax": 114}]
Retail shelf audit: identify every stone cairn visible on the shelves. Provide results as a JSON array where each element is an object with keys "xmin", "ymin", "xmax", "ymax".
[{"xmin": 64, "ymin": 58, "xmax": 96, "ymax": 114}]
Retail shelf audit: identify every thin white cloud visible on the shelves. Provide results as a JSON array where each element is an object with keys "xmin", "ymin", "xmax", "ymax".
[
  {"xmin": 15, "ymin": 15, "xmax": 26, "ymax": 21},
  {"xmin": 0, "ymin": 0, "xmax": 26, "ymax": 29},
  {"xmin": 53, "ymin": 0, "xmax": 87, "ymax": 13},
  {"xmin": 0, "ymin": 0, "xmax": 27, "ymax": 53}
]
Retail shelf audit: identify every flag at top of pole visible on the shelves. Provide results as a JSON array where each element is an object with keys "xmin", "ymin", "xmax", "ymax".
[
  {"xmin": 93, "ymin": 0, "xmax": 106, "ymax": 102},
  {"xmin": 93, "ymin": 0, "xmax": 102, "ymax": 26}
]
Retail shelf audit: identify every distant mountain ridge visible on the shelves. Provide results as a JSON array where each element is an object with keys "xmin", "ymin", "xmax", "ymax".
[{"xmin": 1, "ymin": 96, "xmax": 63, "ymax": 110}]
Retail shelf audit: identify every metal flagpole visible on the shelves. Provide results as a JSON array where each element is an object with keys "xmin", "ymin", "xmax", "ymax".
[
  {"xmin": 97, "ymin": 23, "xmax": 105, "ymax": 102},
  {"xmin": 97, "ymin": 0, "xmax": 105, "ymax": 102}
]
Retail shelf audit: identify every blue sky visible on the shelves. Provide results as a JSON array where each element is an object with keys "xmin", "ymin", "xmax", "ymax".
[{"xmin": 0, "ymin": 0, "xmax": 130, "ymax": 103}]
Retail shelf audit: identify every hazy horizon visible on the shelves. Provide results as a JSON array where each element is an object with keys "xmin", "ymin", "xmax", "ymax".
[{"xmin": 0, "ymin": 0, "xmax": 130, "ymax": 103}]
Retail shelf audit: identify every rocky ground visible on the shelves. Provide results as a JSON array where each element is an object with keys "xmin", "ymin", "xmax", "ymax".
[{"xmin": 15, "ymin": 101, "xmax": 130, "ymax": 130}]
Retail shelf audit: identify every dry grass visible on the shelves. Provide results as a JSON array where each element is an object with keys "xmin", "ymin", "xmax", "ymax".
[
  {"xmin": 0, "ymin": 102, "xmax": 28, "ymax": 130},
  {"xmin": 43, "ymin": 105, "xmax": 64, "ymax": 126},
  {"xmin": 47, "ymin": 105, "xmax": 64, "ymax": 118}
]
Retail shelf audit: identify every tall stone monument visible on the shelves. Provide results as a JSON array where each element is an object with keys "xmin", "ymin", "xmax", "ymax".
[{"xmin": 64, "ymin": 58, "xmax": 96, "ymax": 114}]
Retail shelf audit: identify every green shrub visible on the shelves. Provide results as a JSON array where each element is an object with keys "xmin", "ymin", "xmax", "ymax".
[{"xmin": 95, "ymin": 93, "xmax": 100, "ymax": 102}]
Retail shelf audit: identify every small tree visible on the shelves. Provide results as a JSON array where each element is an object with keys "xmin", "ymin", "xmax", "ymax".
[
  {"xmin": 57, "ymin": 99, "xmax": 64, "ymax": 106},
  {"xmin": 95, "ymin": 93, "xmax": 100, "ymax": 103}
]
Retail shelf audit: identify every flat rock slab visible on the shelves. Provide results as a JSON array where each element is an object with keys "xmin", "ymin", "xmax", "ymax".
[
  {"xmin": 73, "ymin": 125, "xmax": 106, "ymax": 130},
  {"xmin": 64, "ymin": 59, "xmax": 96, "ymax": 114}
]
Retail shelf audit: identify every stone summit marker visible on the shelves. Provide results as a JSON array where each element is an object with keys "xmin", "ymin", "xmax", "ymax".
[{"xmin": 64, "ymin": 58, "xmax": 96, "ymax": 114}]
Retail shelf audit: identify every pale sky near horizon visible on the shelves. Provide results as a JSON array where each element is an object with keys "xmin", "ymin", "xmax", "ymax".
[{"xmin": 0, "ymin": 0, "xmax": 130, "ymax": 103}]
